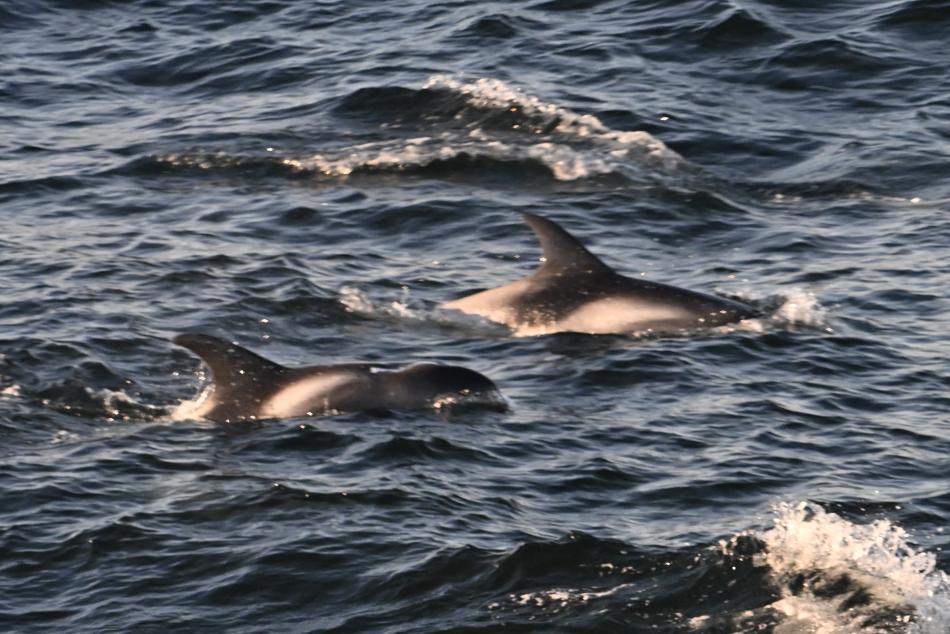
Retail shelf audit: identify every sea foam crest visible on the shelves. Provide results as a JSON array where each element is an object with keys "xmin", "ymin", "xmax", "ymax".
[
  {"xmin": 748, "ymin": 501, "xmax": 950, "ymax": 633},
  {"xmin": 423, "ymin": 76, "xmax": 679, "ymax": 163},
  {"xmin": 291, "ymin": 136, "xmax": 616, "ymax": 181},
  {"xmin": 155, "ymin": 78, "xmax": 678, "ymax": 183},
  {"xmin": 288, "ymin": 76, "xmax": 680, "ymax": 182}
]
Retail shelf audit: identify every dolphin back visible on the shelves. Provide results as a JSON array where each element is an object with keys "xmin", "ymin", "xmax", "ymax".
[{"xmin": 388, "ymin": 363, "xmax": 504, "ymax": 410}]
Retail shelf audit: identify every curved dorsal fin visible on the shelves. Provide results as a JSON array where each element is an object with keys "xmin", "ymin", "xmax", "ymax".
[
  {"xmin": 522, "ymin": 212, "xmax": 612, "ymax": 276},
  {"xmin": 174, "ymin": 334, "xmax": 287, "ymax": 391}
]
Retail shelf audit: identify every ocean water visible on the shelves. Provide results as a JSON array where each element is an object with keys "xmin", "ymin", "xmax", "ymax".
[{"xmin": 1, "ymin": 0, "xmax": 949, "ymax": 632}]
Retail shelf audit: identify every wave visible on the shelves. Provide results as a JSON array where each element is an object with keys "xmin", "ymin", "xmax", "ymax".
[
  {"xmin": 0, "ymin": 339, "xmax": 174, "ymax": 426},
  {"xmin": 133, "ymin": 144, "xmax": 630, "ymax": 186},
  {"xmin": 129, "ymin": 76, "xmax": 680, "ymax": 186},
  {"xmin": 483, "ymin": 502, "xmax": 949, "ymax": 632},
  {"xmin": 879, "ymin": 0, "xmax": 950, "ymax": 36},
  {"xmin": 697, "ymin": 6, "xmax": 788, "ymax": 50},
  {"xmin": 24, "ymin": 381, "xmax": 167, "ymax": 423},
  {"xmin": 114, "ymin": 36, "xmax": 292, "ymax": 92},
  {"xmin": 767, "ymin": 37, "xmax": 902, "ymax": 78},
  {"xmin": 454, "ymin": 13, "xmax": 545, "ymax": 41}
]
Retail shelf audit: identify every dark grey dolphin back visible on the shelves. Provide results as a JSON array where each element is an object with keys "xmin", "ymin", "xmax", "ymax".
[
  {"xmin": 382, "ymin": 363, "xmax": 501, "ymax": 409},
  {"xmin": 523, "ymin": 212, "xmax": 613, "ymax": 277},
  {"xmin": 174, "ymin": 334, "xmax": 288, "ymax": 420},
  {"xmin": 399, "ymin": 363, "xmax": 497, "ymax": 395}
]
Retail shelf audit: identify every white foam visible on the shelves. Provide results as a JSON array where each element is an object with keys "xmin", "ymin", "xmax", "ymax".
[
  {"xmin": 51, "ymin": 429, "xmax": 80, "ymax": 444},
  {"xmin": 339, "ymin": 285, "xmax": 419, "ymax": 320},
  {"xmin": 290, "ymin": 135, "xmax": 624, "ymax": 182},
  {"xmin": 423, "ymin": 75, "xmax": 680, "ymax": 168},
  {"xmin": 773, "ymin": 289, "xmax": 827, "ymax": 328},
  {"xmin": 731, "ymin": 501, "xmax": 950, "ymax": 633},
  {"xmin": 726, "ymin": 288, "xmax": 828, "ymax": 334},
  {"xmin": 168, "ymin": 369, "xmax": 214, "ymax": 422},
  {"xmin": 1, "ymin": 384, "xmax": 22, "ymax": 398},
  {"xmin": 430, "ymin": 389, "xmax": 507, "ymax": 413},
  {"xmin": 343, "ymin": 286, "xmax": 511, "ymax": 338},
  {"xmin": 497, "ymin": 583, "xmax": 633, "ymax": 612},
  {"xmin": 85, "ymin": 387, "xmax": 163, "ymax": 422},
  {"xmin": 339, "ymin": 285, "xmax": 376, "ymax": 314}
]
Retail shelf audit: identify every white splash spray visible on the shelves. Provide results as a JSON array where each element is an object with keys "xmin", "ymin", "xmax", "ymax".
[
  {"xmin": 1, "ymin": 384, "xmax": 22, "ymax": 398},
  {"xmin": 725, "ymin": 288, "xmax": 828, "ymax": 334},
  {"xmin": 339, "ymin": 285, "xmax": 418, "ymax": 319},
  {"xmin": 167, "ymin": 384, "xmax": 214, "ymax": 422},
  {"xmin": 771, "ymin": 289, "xmax": 827, "ymax": 328},
  {"xmin": 729, "ymin": 501, "xmax": 950, "ymax": 633}
]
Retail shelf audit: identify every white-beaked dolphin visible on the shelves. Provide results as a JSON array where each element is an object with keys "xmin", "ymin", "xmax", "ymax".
[
  {"xmin": 442, "ymin": 213, "xmax": 758, "ymax": 336},
  {"xmin": 174, "ymin": 334, "xmax": 504, "ymax": 422}
]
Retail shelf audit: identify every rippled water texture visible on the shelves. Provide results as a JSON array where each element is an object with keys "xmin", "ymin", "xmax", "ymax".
[{"xmin": 1, "ymin": 1, "xmax": 949, "ymax": 632}]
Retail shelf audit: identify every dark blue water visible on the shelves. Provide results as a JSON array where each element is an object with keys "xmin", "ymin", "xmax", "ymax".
[{"xmin": 2, "ymin": 1, "xmax": 949, "ymax": 631}]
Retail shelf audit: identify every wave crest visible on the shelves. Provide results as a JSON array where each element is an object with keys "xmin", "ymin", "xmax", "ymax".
[{"xmin": 139, "ymin": 76, "xmax": 680, "ymax": 186}]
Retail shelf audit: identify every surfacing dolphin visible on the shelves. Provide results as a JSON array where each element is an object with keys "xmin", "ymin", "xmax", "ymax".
[
  {"xmin": 442, "ymin": 213, "xmax": 758, "ymax": 336},
  {"xmin": 173, "ymin": 334, "xmax": 503, "ymax": 422}
]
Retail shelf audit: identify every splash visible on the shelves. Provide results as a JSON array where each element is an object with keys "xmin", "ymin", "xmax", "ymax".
[
  {"xmin": 339, "ymin": 285, "xmax": 418, "ymax": 319},
  {"xmin": 86, "ymin": 387, "xmax": 147, "ymax": 421},
  {"xmin": 730, "ymin": 501, "xmax": 950, "ymax": 633},
  {"xmin": 728, "ymin": 288, "xmax": 828, "ymax": 334},
  {"xmin": 772, "ymin": 289, "xmax": 827, "ymax": 328},
  {"xmin": 167, "ymin": 364, "xmax": 212, "ymax": 423},
  {"xmin": 340, "ymin": 286, "xmax": 511, "ymax": 337},
  {"xmin": 167, "ymin": 384, "xmax": 213, "ymax": 423},
  {"xmin": 1, "ymin": 384, "xmax": 22, "ymax": 398}
]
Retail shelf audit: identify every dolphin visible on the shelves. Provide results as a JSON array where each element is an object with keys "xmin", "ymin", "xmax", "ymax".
[
  {"xmin": 442, "ymin": 213, "xmax": 758, "ymax": 336},
  {"xmin": 173, "ymin": 334, "xmax": 503, "ymax": 422}
]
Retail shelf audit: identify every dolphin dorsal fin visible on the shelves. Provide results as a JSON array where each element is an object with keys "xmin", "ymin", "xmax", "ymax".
[
  {"xmin": 522, "ymin": 212, "xmax": 613, "ymax": 276},
  {"xmin": 174, "ymin": 334, "xmax": 287, "ymax": 391}
]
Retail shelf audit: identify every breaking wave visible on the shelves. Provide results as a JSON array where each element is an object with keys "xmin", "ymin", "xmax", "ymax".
[
  {"xmin": 749, "ymin": 501, "xmax": 950, "ymax": 633},
  {"xmin": 132, "ymin": 76, "xmax": 681, "ymax": 186},
  {"xmin": 486, "ymin": 502, "xmax": 949, "ymax": 632}
]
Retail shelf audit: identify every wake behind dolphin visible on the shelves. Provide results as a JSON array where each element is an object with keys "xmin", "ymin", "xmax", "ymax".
[
  {"xmin": 442, "ymin": 213, "xmax": 758, "ymax": 336},
  {"xmin": 173, "ymin": 334, "xmax": 504, "ymax": 422}
]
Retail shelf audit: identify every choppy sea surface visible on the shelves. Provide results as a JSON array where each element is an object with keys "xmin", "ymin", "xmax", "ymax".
[{"xmin": 2, "ymin": 1, "xmax": 949, "ymax": 632}]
